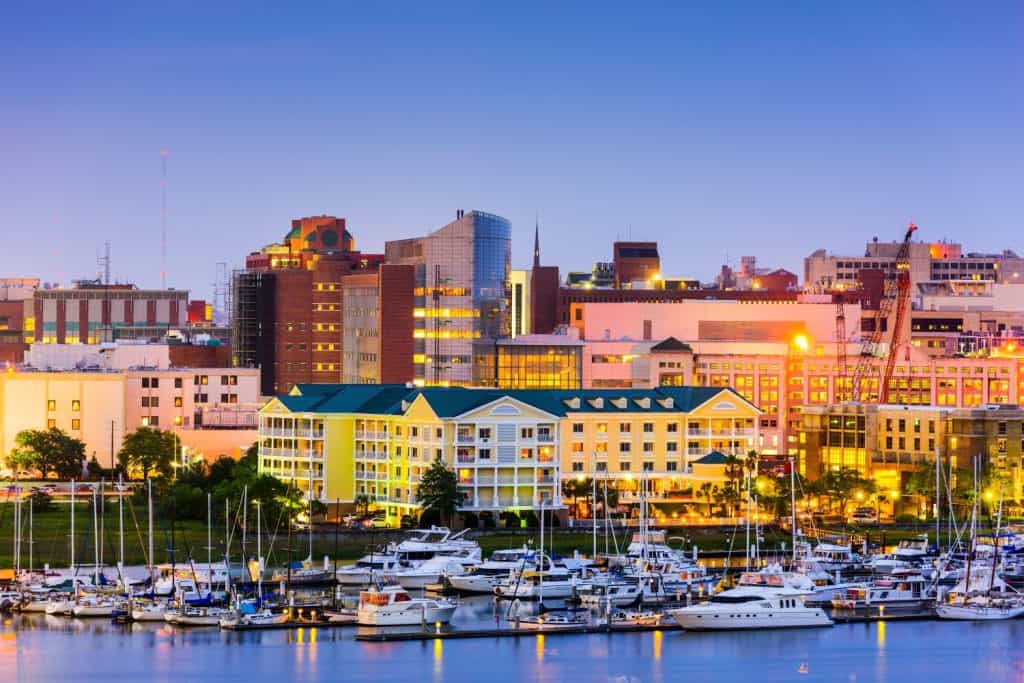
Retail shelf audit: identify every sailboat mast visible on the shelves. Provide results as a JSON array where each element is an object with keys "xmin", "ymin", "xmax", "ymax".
[
  {"xmin": 989, "ymin": 485, "xmax": 1003, "ymax": 595},
  {"xmin": 935, "ymin": 446, "xmax": 941, "ymax": 554},
  {"xmin": 118, "ymin": 474, "xmax": 124, "ymax": 581},
  {"xmin": 70, "ymin": 479, "xmax": 75, "ymax": 573},
  {"xmin": 591, "ymin": 453, "xmax": 597, "ymax": 561},
  {"xmin": 308, "ymin": 451, "xmax": 314, "ymax": 561},
  {"xmin": 790, "ymin": 457, "xmax": 797, "ymax": 565},
  {"xmin": 256, "ymin": 501, "xmax": 262, "ymax": 596},
  {"xmin": 92, "ymin": 488, "xmax": 100, "ymax": 585},
  {"xmin": 147, "ymin": 479, "xmax": 154, "ymax": 583},
  {"xmin": 207, "ymin": 493, "xmax": 212, "ymax": 576},
  {"xmin": 28, "ymin": 495, "xmax": 33, "ymax": 575}
]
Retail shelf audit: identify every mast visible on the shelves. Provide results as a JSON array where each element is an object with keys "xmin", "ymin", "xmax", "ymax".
[
  {"xmin": 989, "ymin": 484, "xmax": 1003, "ymax": 595},
  {"xmin": 308, "ymin": 450, "xmax": 314, "ymax": 562},
  {"xmin": 70, "ymin": 479, "xmax": 75, "ymax": 574},
  {"xmin": 255, "ymin": 501, "xmax": 262, "ymax": 597},
  {"xmin": 789, "ymin": 457, "xmax": 797, "ymax": 565},
  {"xmin": 964, "ymin": 456, "xmax": 978, "ymax": 594},
  {"xmin": 333, "ymin": 497, "xmax": 340, "ymax": 608},
  {"xmin": 538, "ymin": 498, "xmax": 544, "ymax": 604},
  {"xmin": 207, "ymin": 492, "xmax": 212, "ymax": 578},
  {"xmin": 591, "ymin": 454, "xmax": 598, "ymax": 562},
  {"xmin": 935, "ymin": 446, "xmax": 941, "ymax": 554},
  {"xmin": 28, "ymin": 494, "xmax": 33, "ymax": 576},
  {"xmin": 92, "ymin": 487, "xmax": 100, "ymax": 586},
  {"xmin": 147, "ymin": 479, "xmax": 154, "ymax": 584},
  {"xmin": 745, "ymin": 470, "xmax": 752, "ymax": 571},
  {"xmin": 118, "ymin": 474, "xmax": 124, "ymax": 587}
]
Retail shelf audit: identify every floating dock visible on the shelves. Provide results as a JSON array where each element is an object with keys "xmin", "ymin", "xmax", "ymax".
[
  {"xmin": 355, "ymin": 623, "xmax": 682, "ymax": 641},
  {"xmin": 221, "ymin": 619, "xmax": 357, "ymax": 631}
]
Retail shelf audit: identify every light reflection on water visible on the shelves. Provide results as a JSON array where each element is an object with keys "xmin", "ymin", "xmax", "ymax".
[{"xmin": 1, "ymin": 600, "xmax": 1023, "ymax": 682}]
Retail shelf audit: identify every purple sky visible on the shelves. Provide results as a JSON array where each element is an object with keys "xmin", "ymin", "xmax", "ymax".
[{"xmin": 2, "ymin": 1, "xmax": 1021, "ymax": 300}]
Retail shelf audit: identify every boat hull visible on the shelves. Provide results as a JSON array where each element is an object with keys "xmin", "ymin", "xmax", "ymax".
[
  {"xmin": 357, "ymin": 604, "xmax": 456, "ymax": 626},
  {"xmin": 937, "ymin": 604, "xmax": 1024, "ymax": 620},
  {"xmin": 667, "ymin": 607, "xmax": 833, "ymax": 631}
]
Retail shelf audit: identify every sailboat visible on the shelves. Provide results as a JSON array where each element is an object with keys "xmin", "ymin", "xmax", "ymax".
[{"xmin": 937, "ymin": 470, "xmax": 1024, "ymax": 620}]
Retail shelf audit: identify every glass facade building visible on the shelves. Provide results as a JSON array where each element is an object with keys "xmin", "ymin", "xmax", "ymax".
[{"xmin": 386, "ymin": 210, "xmax": 511, "ymax": 386}]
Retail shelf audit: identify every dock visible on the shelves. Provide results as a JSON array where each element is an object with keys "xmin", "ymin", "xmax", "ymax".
[
  {"xmin": 221, "ymin": 619, "xmax": 357, "ymax": 631},
  {"xmin": 828, "ymin": 608, "xmax": 936, "ymax": 624},
  {"xmin": 355, "ymin": 623, "xmax": 682, "ymax": 641}
]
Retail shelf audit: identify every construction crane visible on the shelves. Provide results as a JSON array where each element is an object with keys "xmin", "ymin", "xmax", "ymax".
[{"xmin": 849, "ymin": 221, "xmax": 918, "ymax": 403}]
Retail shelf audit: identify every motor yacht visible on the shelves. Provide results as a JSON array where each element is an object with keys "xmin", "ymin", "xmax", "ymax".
[
  {"xmin": 130, "ymin": 600, "xmax": 168, "ymax": 622},
  {"xmin": 811, "ymin": 542, "xmax": 858, "ymax": 572},
  {"xmin": 165, "ymin": 605, "xmax": 232, "ymax": 627},
  {"xmin": 355, "ymin": 585, "xmax": 457, "ymax": 626},
  {"xmin": 336, "ymin": 551, "xmax": 403, "ymax": 587},
  {"xmin": 667, "ymin": 585, "xmax": 832, "ymax": 630},
  {"xmin": 447, "ymin": 548, "xmax": 530, "ymax": 594},
  {"xmin": 391, "ymin": 527, "xmax": 482, "ymax": 568},
  {"xmin": 830, "ymin": 570, "xmax": 934, "ymax": 610},
  {"xmin": 389, "ymin": 556, "xmax": 471, "ymax": 590},
  {"xmin": 515, "ymin": 611, "xmax": 588, "ymax": 631}
]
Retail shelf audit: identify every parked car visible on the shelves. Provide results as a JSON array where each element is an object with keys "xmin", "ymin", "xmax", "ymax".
[{"xmin": 850, "ymin": 507, "xmax": 878, "ymax": 524}]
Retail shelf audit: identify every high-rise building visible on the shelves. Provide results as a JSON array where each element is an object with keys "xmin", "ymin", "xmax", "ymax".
[
  {"xmin": 341, "ymin": 265, "xmax": 416, "ymax": 384},
  {"xmin": 385, "ymin": 210, "xmax": 511, "ymax": 386},
  {"xmin": 231, "ymin": 216, "xmax": 384, "ymax": 394}
]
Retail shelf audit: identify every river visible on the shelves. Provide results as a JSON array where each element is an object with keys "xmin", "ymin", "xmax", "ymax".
[{"xmin": 1, "ymin": 598, "xmax": 1021, "ymax": 682}]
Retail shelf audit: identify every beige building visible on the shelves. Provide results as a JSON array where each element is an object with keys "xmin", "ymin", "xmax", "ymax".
[{"xmin": 0, "ymin": 368, "xmax": 260, "ymax": 474}]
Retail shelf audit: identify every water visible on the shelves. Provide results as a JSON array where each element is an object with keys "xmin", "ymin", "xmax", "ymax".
[{"xmin": 2, "ymin": 599, "xmax": 1023, "ymax": 682}]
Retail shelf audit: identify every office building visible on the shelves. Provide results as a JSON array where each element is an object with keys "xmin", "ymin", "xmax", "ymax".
[
  {"xmin": 385, "ymin": 210, "xmax": 511, "ymax": 386},
  {"xmin": 232, "ymin": 215, "xmax": 384, "ymax": 394}
]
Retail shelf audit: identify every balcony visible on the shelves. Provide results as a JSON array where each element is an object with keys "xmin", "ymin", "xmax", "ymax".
[
  {"xmin": 456, "ymin": 434, "xmax": 475, "ymax": 444},
  {"xmin": 456, "ymin": 455, "xmax": 476, "ymax": 464},
  {"xmin": 264, "ymin": 428, "xmax": 295, "ymax": 438},
  {"xmin": 537, "ymin": 433, "xmax": 554, "ymax": 444},
  {"xmin": 536, "ymin": 475, "xmax": 554, "ymax": 484}
]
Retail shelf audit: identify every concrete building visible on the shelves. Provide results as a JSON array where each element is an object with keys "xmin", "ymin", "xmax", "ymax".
[
  {"xmin": 231, "ymin": 215, "xmax": 385, "ymax": 394},
  {"xmin": 805, "ymin": 238, "xmax": 1024, "ymax": 292},
  {"xmin": 385, "ymin": 210, "xmax": 511, "ymax": 387},
  {"xmin": 29, "ymin": 282, "xmax": 189, "ymax": 345},
  {"xmin": 0, "ymin": 367, "xmax": 261, "ymax": 473},
  {"xmin": 257, "ymin": 384, "xmax": 758, "ymax": 524},
  {"xmin": 799, "ymin": 403, "xmax": 1024, "ymax": 504}
]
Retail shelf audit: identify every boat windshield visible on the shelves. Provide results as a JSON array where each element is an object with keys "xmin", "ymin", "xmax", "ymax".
[{"xmin": 709, "ymin": 595, "xmax": 768, "ymax": 604}]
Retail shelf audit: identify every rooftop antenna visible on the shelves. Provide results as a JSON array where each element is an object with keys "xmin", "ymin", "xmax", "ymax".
[
  {"xmin": 97, "ymin": 242, "xmax": 111, "ymax": 285},
  {"xmin": 213, "ymin": 262, "xmax": 230, "ymax": 325},
  {"xmin": 160, "ymin": 149, "xmax": 168, "ymax": 289}
]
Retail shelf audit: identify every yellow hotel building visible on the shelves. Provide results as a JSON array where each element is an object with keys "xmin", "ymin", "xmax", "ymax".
[{"xmin": 258, "ymin": 385, "xmax": 759, "ymax": 523}]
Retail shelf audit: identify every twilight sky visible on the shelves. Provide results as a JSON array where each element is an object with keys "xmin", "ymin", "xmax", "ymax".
[{"xmin": 2, "ymin": 1, "xmax": 1021, "ymax": 300}]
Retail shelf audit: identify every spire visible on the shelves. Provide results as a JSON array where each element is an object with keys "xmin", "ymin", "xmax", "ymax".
[{"xmin": 533, "ymin": 215, "xmax": 541, "ymax": 268}]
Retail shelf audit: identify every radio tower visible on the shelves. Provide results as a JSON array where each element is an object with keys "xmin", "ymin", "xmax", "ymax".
[{"xmin": 160, "ymin": 149, "xmax": 168, "ymax": 288}]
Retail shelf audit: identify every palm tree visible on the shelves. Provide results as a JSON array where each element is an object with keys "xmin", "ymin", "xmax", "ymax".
[{"xmin": 698, "ymin": 482, "xmax": 716, "ymax": 516}]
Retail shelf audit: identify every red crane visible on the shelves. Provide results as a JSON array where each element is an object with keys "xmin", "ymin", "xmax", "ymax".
[{"xmin": 849, "ymin": 222, "xmax": 918, "ymax": 403}]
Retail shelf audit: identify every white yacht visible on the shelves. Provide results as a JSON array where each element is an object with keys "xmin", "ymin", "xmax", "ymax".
[
  {"xmin": 667, "ymin": 584, "xmax": 832, "ymax": 631},
  {"xmin": 356, "ymin": 585, "xmax": 457, "ymax": 626},
  {"xmin": 165, "ymin": 606, "xmax": 232, "ymax": 627},
  {"xmin": 336, "ymin": 551, "xmax": 403, "ymax": 587},
  {"xmin": 515, "ymin": 612, "xmax": 588, "ymax": 631},
  {"xmin": 830, "ymin": 570, "xmax": 934, "ymax": 610},
  {"xmin": 390, "ymin": 556, "xmax": 471, "ymax": 590},
  {"xmin": 579, "ymin": 573, "xmax": 675, "ymax": 607},
  {"xmin": 219, "ymin": 609, "xmax": 289, "ymax": 628},
  {"xmin": 131, "ymin": 601, "xmax": 168, "ymax": 622},
  {"xmin": 447, "ymin": 548, "xmax": 530, "ymax": 594},
  {"xmin": 71, "ymin": 593, "xmax": 125, "ymax": 618},
  {"xmin": 811, "ymin": 542, "xmax": 857, "ymax": 572},
  {"xmin": 391, "ymin": 527, "xmax": 482, "ymax": 568}
]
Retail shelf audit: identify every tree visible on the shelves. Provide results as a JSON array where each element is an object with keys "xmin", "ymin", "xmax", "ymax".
[
  {"xmin": 561, "ymin": 477, "xmax": 593, "ymax": 519},
  {"xmin": 415, "ymin": 456, "xmax": 464, "ymax": 527},
  {"xmin": 118, "ymin": 427, "xmax": 176, "ymax": 480},
  {"xmin": 812, "ymin": 467, "xmax": 876, "ymax": 516},
  {"xmin": 11, "ymin": 428, "xmax": 85, "ymax": 480},
  {"xmin": 353, "ymin": 493, "xmax": 373, "ymax": 517},
  {"xmin": 698, "ymin": 482, "xmax": 717, "ymax": 516}
]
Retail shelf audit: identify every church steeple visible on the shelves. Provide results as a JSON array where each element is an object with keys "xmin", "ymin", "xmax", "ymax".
[{"xmin": 533, "ymin": 216, "xmax": 541, "ymax": 268}]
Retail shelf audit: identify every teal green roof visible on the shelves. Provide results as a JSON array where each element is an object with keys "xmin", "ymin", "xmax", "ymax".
[
  {"xmin": 693, "ymin": 450, "xmax": 730, "ymax": 465},
  {"xmin": 286, "ymin": 226, "xmax": 301, "ymax": 239},
  {"xmin": 270, "ymin": 385, "xmax": 758, "ymax": 418}
]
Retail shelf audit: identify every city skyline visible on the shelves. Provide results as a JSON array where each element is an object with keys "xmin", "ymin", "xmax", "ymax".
[{"xmin": 3, "ymin": 2, "xmax": 1022, "ymax": 298}]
